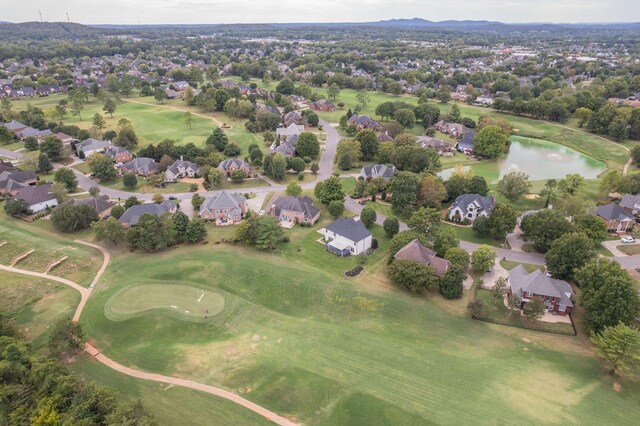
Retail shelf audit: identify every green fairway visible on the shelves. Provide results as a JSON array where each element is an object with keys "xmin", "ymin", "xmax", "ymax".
[
  {"xmin": 0, "ymin": 270, "xmax": 80, "ymax": 350},
  {"xmin": 80, "ymin": 225, "xmax": 640, "ymax": 425},
  {"xmin": 105, "ymin": 284, "xmax": 225, "ymax": 322}
]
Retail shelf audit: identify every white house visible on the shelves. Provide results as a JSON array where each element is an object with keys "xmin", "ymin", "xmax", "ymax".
[
  {"xmin": 15, "ymin": 183, "xmax": 59, "ymax": 213},
  {"xmin": 324, "ymin": 218, "xmax": 372, "ymax": 256},
  {"xmin": 448, "ymin": 194, "xmax": 496, "ymax": 223}
]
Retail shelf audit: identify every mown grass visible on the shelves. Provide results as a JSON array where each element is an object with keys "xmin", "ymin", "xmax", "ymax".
[
  {"xmin": 617, "ymin": 244, "xmax": 640, "ymax": 256},
  {"xmin": 79, "ymin": 222, "xmax": 640, "ymax": 425}
]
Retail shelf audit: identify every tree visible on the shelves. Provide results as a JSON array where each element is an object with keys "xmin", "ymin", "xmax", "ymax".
[
  {"xmin": 440, "ymin": 267, "xmax": 465, "ymax": 299},
  {"xmin": 545, "ymin": 232, "xmax": 596, "ymax": 280},
  {"xmin": 467, "ymin": 299, "xmax": 487, "ymax": 319},
  {"xmin": 4, "ymin": 198, "xmax": 31, "ymax": 217},
  {"xmin": 48, "ymin": 318, "xmax": 85, "ymax": 358},
  {"xmin": 287, "ymin": 157, "xmax": 306, "ymax": 173},
  {"xmin": 206, "ymin": 127, "xmax": 229, "ymax": 152},
  {"xmin": 67, "ymin": 88, "xmax": 88, "ymax": 120},
  {"xmin": 471, "ymin": 245, "xmax": 495, "ymax": 272},
  {"xmin": 171, "ymin": 211, "xmax": 190, "ymax": 244},
  {"xmin": 123, "ymin": 172, "xmax": 138, "ymax": 189},
  {"xmin": 185, "ymin": 111, "xmax": 193, "ymax": 130},
  {"xmin": 521, "ymin": 209, "xmax": 574, "ymax": 252},
  {"xmin": 88, "ymin": 153, "xmax": 117, "ymax": 181},
  {"xmin": 487, "ymin": 203, "xmax": 517, "ymax": 239},
  {"xmin": 417, "ymin": 175, "xmax": 447, "ymax": 208},
  {"xmin": 496, "ymin": 172, "xmax": 530, "ymax": 201},
  {"xmin": 390, "ymin": 144, "xmax": 440, "ymax": 174},
  {"xmin": 394, "ymin": 108, "xmax": 416, "ymax": 128},
  {"xmin": 186, "ymin": 218, "xmax": 207, "ymax": 243},
  {"xmin": 448, "ymin": 103, "xmax": 462, "ymax": 123},
  {"xmin": 110, "ymin": 205, "xmax": 125, "ymax": 220},
  {"xmin": 124, "ymin": 196, "xmax": 141, "ymax": 209},
  {"xmin": 54, "ymin": 168, "xmax": 77, "ymax": 192},
  {"xmin": 91, "ymin": 217, "xmax": 126, "ymax": 245},
  {"xmin": 37, "ymin": 153, "xmax": 53, "ymax": 173},
  {"xmin": 52, "ymin": 203, "xmax": 98, "ymax": 232},
  {"xmin": 492, "ymin": 277, "xmax": 508, "ymax": 303},
  {"xmin": 577, "ymin": 259, "xmax": 640, "ymax": 334},
  {"xmin": 558, "ymin": 173, "xmax": 585, "ymax": 195},
  {"xmin": 103, "ymin": 96, "xmax": 117, "ymax": 117},
  {"xmin": 306, "ymin": 112, "xmax": 319, "ymax": 127},
  {"xmin": 250, "ymin": 147, "xmax": 264, "ymax": 165},
  {"xmin": 445, "ymin": 247, "xmax": 470, "ymax": 271},
  {"xmin": 328, "ymin": 200, "xmax": 345, "ymax": 217},
  {"xmin": 600, "ymin": 170, "xmax": 621, "ymax": 195},
  {"xmin": 23, "ymin": 136, "xmax": 38, "ymax": 151},
  {"xmin": 286, "ymin": 180, "xmax": 302, "ymax": 196},
  {"xmin": 609, "ymin": 118, "xmax": 629, "ymax": 141},
  {"xmin": 314, "ymin": 176, "xmax": 345, "ymax": 204},
  {"xmin": 127, "ymin": 214, "xmax": 174, "ymax": 252},
  {"xmin": 327, "ymin": 83, "xmax": 341, "ymax": 101},
  {"xmin": 296, "ymin": 132, "xmax": 320, "ymax": 158},
  {"xmin": 408, "ymin": 207, "xmax": 441, "ymax": 238},
  {"xmin": 230, "ymin": 169, "xmax": 246, "ymax": 183},
  {"xmin": 39, "ymin": 135, "xmax": 63, "ymax": 160},
  {"xmin": 310, "ymin": 162, "xmax": 319, "ymax": 174},
  {"xmin": 437, "ymin": 85, "xmax": 452, "ymax": 103},
  {"xmin": 360, "ymin": 206, "xmax": 377, "ymax": 228},
  {"xmin": 591, "ymin": 323, "xmax": 640, "ymax": 378},
  {"xmin": 247, "ymin": 215, "xmax": 283, "ymax": 249},
  {"xmin": 523, "ymin": 297, "xmax": 545, "ymax": 322},
  {"xmin": 473, "ymin": 125, "xmax": 508, "ymax": 159},
  {"xmin": 388, "ymin": 259, "xmax": 439, "ymax": 294},
  {"xmin": 576, "ymin": 215, "xmax": 607, "ymax": 244},
  {"xmin": 92, "ymin": 113, "xmax": 106, "ymax": 134},
  {"xmin": 355, "ymin": 129, "xmax": 379, "ymax": 161},
  {"xmin": 0, "ymin": 125, "xmax": 15, "ymax": 144},
  {"xmin": 432, "ymin": 226, "xmax": 459, "ymax": 257},
  {"xmin": 575, "ymin": 107, "xmax": 592, "ymax": 127},
  {"xmin": 270, "ymin": 152, "xmax": 288, "ymax": 180},
  {"xmin": 276, "ymin": 78, "xmax": 295, "ymax": 95},
  {"xmin": 89, "ymin": 186, "xmax": 100, "ymax": 197},
  {"xmin": 154, "ymin": 88, "xmax": 167, "ymax": 104},
  {"xmin": 389, "ymin": 171, "xmax": 420, "ymax": 216},
  {"xmin": 383, "ymin": 217, "xmax": 400, "ymax": 238},
  {"xmin": 114, "ymin": 124, "xmax": 138, "ymax": 150},
  {"xmin": 355, "ymin": 89, "xmax": 371, "ymax": 107},
  {"xmin": 540, "ymin": 179, "xmax": 557, "ymax": 208}
]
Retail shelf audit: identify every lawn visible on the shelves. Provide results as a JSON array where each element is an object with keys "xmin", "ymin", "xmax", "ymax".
[
  {"xmin": 0, "ymin": 212, "xmax": 102, "ymax": 287},
  {"xmin": 78, "ymin": 220, "xmax": 640, "ymax": 425},
  {"xmin": 99, "ymin": 176, "xmax": 194, "ymax": 194},
  {"xmin": 443, "ymin": 222, "xmax": 510, "ymax": 248},
  {"xmin": 617, "ymin": 244, "xmax": 640, "ymax": 256}
]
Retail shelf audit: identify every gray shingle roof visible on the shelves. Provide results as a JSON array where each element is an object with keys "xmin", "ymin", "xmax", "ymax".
[
  {"xmin": 325, "ymin": 218, "xmax": 372, "ymax": 243},
  {"xmin": 272, "ymin": 195, "xmax": 319, "ymax": 218},
  {"xmin": 394, "ymin": 239, "xmax": 451, "ymax": 277},
  {"xmin": 509, "ymin": 265, "xmax": 573, "ymax": 307},
  {"xmin": 15, "ymin": 183, "xmax": 56, "ymax": 206},
  {"xmin": 596, "ymin": 203, "xmax": 635, "ymax": 221},
  {"xmin": 620, "ymin": 194, "xmax": 640, "ymax": 210},
  {"xmin": 65, "ymin": 197, "xmax": 114, "ymax": 214},
  {"xmin": 361, "ymin": 164, "xmax": 397, "ymax": 180},
  {"xmin": 119, "ymin": 202, "xmax": 173, "ymax": 226},
  {"xmin": 199, "ymin": 191, "xmax": 245, "ymax": 215},
  {"xmin": 451, "ymin": 193, "xmax": 495, "ymax": 214}
]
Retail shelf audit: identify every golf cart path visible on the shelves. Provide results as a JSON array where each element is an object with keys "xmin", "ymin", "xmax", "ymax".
[
  {"xmin": 2, "ymin": 241, "xmax": 298, "ymax": 426},
  {"xmin": 121, "ymin": 98, "xmax": 229, "ymax": 128}
]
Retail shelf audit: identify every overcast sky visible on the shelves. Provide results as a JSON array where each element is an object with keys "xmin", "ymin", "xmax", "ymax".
[{"xmin": 4, "ymin": 0, "xmax": 640, "ymax": 25}]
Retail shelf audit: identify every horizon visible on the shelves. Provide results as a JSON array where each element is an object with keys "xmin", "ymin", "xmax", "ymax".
[{"xmin": 3, "ymin": 0, "xmax": 640, "ymax": 26}]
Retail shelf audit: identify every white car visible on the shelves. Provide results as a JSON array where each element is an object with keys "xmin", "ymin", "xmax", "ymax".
[
  {"xmin": 259, "ymin": 210, "xmax": 266, "ymax": 216},
  {"xmin": 621, "ymin": 236, "xmax": 636, "ymax": 244}
]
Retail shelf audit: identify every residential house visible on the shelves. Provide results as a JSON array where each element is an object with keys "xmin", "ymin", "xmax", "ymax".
[
  {"xmin": 361, "ymin": 164, "xmax": 397, "ymax": 181},
  {"xmin": 417, "ymin": 136, "xmax": 454, "ymax": 156},
  {"xmin": 270, "ymin": 134, "xmax": 298, "ymax": 158},
  {"xmin": 104, "ymin": 145, "xmax": 133, "ymax": 164},
  {"xmin": 394, "ymin": 239, "xmax": 451, "ymax": 277},
  {"xmin": 473, "ymin": 95, "xmax": 494, "ymax": 106},
  {"xmin": 508, "ymin": 265, "xmax": 573, "ymax": 316},
  {"xmin": 457, "ymin": 131, "xmax": 476, "ymax": 154},
  {"xmin": 309, "ymin": 99, "xmax": 336, "ymax": 112},
  {"xmin": 348, "ymin": 113, "xmax": 383, "ymax": 131},
  {"xmin": 619, "ymin": 194, "xmax": 640, "ymax": 215},
  {"xmin": 54, "ymin": 132, "xmax": 75, "ymax": 144},
  {"xmin": 448, "ymin": 194, "xmax": 496, "ymax": 223},
  {"xmin": 0, "ymin": 169, "xmax": 37, "ymax": 195},
  {"xmin": 595, "ymin": 203, "xmax": 635, "ymax": 232},
  {"xmin": 218, "ymin": 158, "xmax": 252, "ymax": 177},
  {"xmin": 119, "ymin": 157, "xmax": 160, "ymax": 177},
  {"xmin": 377, "ymin": 132, "xmax": 394, "ymax": 143},
  {"xmin": 433, "ymin": 121, "xmax": 471, "ymax": 138},
  {"xmin": 324, "ymin": 218, "xmax": 373, "ymax": 257},
  {"xmin": 269, "ymin": 195, "xmax": 320, "ymax": 226},
  {"xmin": 282, "ymin": 111, "xmax": 302, "ymax": 127},
  {"xmin": 276, "ymin": 123, "xmax": 305, "ymax": 140},
  {"xmin": 15, "ymin": 127, "xmax": 52, "ymax": 141},
  {"xmin": 77, "ymin": 138, "xmax": 110, "ymax": 158},
  {"xmin": 118, "ymin": 202, "xmax": 176, "ymax": 228},
  {"xmin": 3, "ymin": 120, "xmax": 27, "ymax": 133},
  {"xmin": 15, "ymin": 183, "xmax": 58, "ymax": 213},
  {"xmin": 165, "ymin": 156, "xmax": 201, "ymax": 182},
  {"xmin": 170, "ymin": 81, "xmax": 190, "ymax": 91},
  {"xmin": 199, "ymin": 191, "xmax": 247, "ymax": 225},
  {"xmin": 64, "ymin": 196, "xmax": 115, "ymax": 218}
]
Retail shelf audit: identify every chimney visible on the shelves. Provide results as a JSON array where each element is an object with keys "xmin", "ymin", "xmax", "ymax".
[{"xmin": 180, "ymin": 155, "xmax": 183, "ymax": 161}]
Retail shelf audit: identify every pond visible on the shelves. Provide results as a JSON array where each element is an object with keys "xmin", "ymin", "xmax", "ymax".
[{"xmin": 438, "ymin": 136, "xmax": 606, "ymax": 183}]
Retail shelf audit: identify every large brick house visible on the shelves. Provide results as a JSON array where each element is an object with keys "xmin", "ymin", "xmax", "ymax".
[
  {"xmin": 595, "ymin": 203, "xmax": 635, "ymax": 232},
  {"xmin": 508, "ymin": 265, "xmax": 574, "ymax": 316},
  {"xmin": 394, "ymin": 239, "xmax": 451, "ymax": 277},
  {"xmin": 269, "ymin": 195, "xmax": 320, "ymax": 226},
  {"xmin": 218, "ymin": 158, "xmax": 252, "ymax": 177},
  {"xmin": 199, "ymin": 191, "xmax": 247, "ymax": 225}
]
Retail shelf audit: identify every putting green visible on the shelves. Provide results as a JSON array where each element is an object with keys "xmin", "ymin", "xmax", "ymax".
[{"xmin": 104, "ymin": 284, "xmax": 225, "ymax": 322}]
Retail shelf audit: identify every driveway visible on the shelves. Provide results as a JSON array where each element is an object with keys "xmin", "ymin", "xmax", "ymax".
[
  {"xmin": 506, "ymin": 226, "xmax": 526, "ymax": 252},
  {"xmin": 602, "ymin": 240, "xmax": 631, "ymax": 257},
  {"xmin": 480, "ymin": 257, "xmax": 509, "ymax": 289}
]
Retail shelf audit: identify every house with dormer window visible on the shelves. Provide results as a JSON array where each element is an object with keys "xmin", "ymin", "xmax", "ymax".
[{"xmin": 448, "ymin": 194, "xmax": 495, "ymax": 223}]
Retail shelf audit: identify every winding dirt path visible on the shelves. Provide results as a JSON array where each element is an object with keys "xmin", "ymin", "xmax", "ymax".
[
  {"xmin": 121, "ymin": 98, "xmax": 230, "ymax": 129},
  {"xmin": 2, "ymin": 240, "xmax": 298, "ymax": 426}
]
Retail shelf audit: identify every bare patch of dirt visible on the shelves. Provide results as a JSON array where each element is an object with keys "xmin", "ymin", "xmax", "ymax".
[
  {"xmin": 613, "ymin": 383, "xmax": 622, "ymax": 392},
  {"xmin": 522, "ymin": 337, "xmax": 531, "ymax": 343}
]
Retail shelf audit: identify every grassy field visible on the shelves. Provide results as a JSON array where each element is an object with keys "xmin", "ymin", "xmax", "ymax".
[
  {"xmin": 617, "ymin": 244, "xmax": 640, "ymax": 256},
  {"xmin": 0, "ymin": 212, "xmax": 102, "ymax": 287},
  {"xmin": 0, "ymin": 270, "xmax": 80, "ymax": 350},
  {"xmin": 78, "ymin": 214, "xmax": 640, "ymax": 425},
  {"xmin": 444, "ymin": 223, "xmax": 510, "ymax": 248}
]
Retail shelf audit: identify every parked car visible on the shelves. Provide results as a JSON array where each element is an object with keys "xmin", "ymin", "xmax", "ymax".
[
  {"xmin": 168, "ymin": 196, "xmax": 177, "ymax": 200},
  {"xmin": 621, "ymin": 236, "xmax": 636, "ymax": 244}
]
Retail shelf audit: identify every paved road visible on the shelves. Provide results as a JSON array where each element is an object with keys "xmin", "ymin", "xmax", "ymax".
[
  {"xmin": 0, "ymin": 147, "xmax": 23, "ymax": 160},
  {"xmin": 2, "ymin": 242, "xmax": 298, "ymax": 426}
]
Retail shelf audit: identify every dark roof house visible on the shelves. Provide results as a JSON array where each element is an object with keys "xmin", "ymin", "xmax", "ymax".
[{"xmin": 394, "ymin": 239, "xmax": 451, "ymax": 277}]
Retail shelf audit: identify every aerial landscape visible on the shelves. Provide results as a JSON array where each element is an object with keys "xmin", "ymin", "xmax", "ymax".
[{"xmin": 2, "ymin": 0, "xmax": 640, "ymax": 424}]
